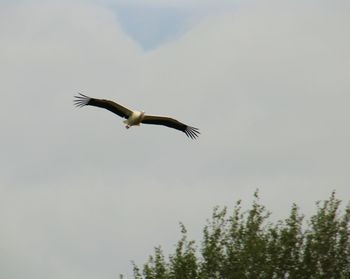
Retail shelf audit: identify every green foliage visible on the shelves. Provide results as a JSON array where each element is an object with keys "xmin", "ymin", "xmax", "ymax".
[
  {"xmin": 133, "ymin": 191, "xmax": 350, "ymax": 279},
  {"xmin": 301, "ymin": 192, "xmax": 350, "ymax": 279},
  {"xmin": 169, "ymin": 223, "xmax": 198, "ymax": 279}
]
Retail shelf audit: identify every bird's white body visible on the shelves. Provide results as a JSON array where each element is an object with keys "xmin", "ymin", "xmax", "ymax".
[{"xmin": 123, "ymin": 110, "xmax": 145, "ymax": 129}]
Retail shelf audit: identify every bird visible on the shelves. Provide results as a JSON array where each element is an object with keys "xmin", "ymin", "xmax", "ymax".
[{"xmin": 73, "ymin": 93, "xmax": 200, "ymax": 139}]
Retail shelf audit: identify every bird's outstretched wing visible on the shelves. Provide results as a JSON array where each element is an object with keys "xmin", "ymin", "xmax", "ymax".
[
  {"xmin": 141, "ymin": 115, "xmax": 200, "ymax": 139},
  {"xmin": 74, "ymin": 93, "xmax": 132, "ymax": 119}
]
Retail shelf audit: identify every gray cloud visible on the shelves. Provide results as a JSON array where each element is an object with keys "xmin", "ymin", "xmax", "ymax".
[{"xmin": 1, "ymin": 0, "xmax": 350, "ymax": 278}]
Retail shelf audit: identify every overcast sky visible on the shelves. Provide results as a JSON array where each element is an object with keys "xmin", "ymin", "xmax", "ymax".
[{"xmin": 1, "ymin": 0, "xmax": 350, "ymax": 278}]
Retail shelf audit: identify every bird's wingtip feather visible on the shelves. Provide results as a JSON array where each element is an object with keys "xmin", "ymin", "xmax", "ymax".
[
  {"xmin": 185, "ymin": 126, "xmax": 200, "ymax": 139},
  {"xmin": 73, "ymin": 93, "xmax": 91, "ymax": 107}
]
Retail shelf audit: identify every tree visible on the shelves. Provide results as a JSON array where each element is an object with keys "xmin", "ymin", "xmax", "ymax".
[{"xmin": 132, "ymin": 191, "xmax": 350, "ymax": 279}]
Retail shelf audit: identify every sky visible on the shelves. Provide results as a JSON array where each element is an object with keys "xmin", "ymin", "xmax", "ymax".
[{"xmin": 1, "ymin": 0, "xmax": 350, "ymax": 278}]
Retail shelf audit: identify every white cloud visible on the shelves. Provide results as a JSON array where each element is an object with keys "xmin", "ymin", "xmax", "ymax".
[{"xmin": 1, "ymin": 0, "xmax": 350, "ymax": 278}]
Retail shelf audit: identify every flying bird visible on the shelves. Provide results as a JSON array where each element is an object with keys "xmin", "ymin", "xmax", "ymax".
[{"xmin": 74, "ymin": 93, "xmax": 200, "ymax": 139}]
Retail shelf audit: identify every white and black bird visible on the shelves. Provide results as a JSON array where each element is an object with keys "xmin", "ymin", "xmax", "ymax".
[{"xmin": 74, "ymin": 93, "xmax": 200, "ymax": 139}]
